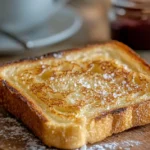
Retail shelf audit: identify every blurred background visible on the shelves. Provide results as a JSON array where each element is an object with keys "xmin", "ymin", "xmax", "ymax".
[{"xmin": 0, "ymin": 0, "xmax": 150, "ymax": 63}]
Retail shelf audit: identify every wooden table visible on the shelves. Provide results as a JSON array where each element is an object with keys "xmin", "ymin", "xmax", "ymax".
[{"xmin": 0, "ymin": 1, "xmax": 150, "ymax": 149}]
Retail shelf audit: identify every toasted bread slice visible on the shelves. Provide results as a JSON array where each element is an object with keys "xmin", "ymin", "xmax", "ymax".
[{"xmin": 0, "ymin": 41, "xmax": 150, "ymax": 149}]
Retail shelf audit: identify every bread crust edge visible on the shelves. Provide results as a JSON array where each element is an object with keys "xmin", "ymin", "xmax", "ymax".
[{"xmin": 0, "ymin": 41, "xmax": 150, "ymax": 149}]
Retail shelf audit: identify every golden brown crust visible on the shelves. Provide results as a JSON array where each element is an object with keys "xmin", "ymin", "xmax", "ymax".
[
  {"xmin": 0, "ymin": 79, "xmax": 86, "ymax": 149},
  {"xmin": 0, "ymin": 40, "xmax": 150, "ymax": 73},
  {"xmin": 0, "ymin": 79, "xmax": 47, "ymax": 140},
  {"xmin": 87, "ymin": 100, "xmax": 150, "ymax": 144},
  {"xmin": 110, "ymin": 41, "xmax": 150, "ymax": 74},
  {"xmin": 1, "ymin": 78, "xmax": 150, "ymax": 149},
  {"xmin": 0, "ymin": 80, "xmax": 86, "ymax": 149},
  {"xmin": 0, "ymin": 41, "xmax": 150, "ymax": 149},
  {"xmin": 112, "ymin": 41, "xmax": 150, "ymax": 71}
]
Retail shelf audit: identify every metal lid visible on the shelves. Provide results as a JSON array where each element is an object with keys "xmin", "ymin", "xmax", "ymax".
[{"xmin": 112, "ymin": 0, "xmax": 150, "ymax": 10}]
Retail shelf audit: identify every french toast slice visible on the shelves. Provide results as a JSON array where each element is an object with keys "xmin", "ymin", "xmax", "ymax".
[{"xmin": 0, "ymin": 41, "xmax": 150, "ymax": 149}]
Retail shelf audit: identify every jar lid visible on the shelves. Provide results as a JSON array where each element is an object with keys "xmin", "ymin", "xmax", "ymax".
[{"xmin": 112, "ymin": 0, "xmax": 150, "ymax": 10}]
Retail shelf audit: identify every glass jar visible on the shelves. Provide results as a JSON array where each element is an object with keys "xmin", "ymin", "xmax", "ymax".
[{"xmin": 110, "ymin": 0, "xmax": 150, "ymax": 50}]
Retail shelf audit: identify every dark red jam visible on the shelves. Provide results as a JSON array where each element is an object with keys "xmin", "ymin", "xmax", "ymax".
[
  {"xmin": 111, "ymin": 17, "xmax": 150, "ymax": 50},
  {"xmin": 110, "ymin": 0, "xmax": 150, "ymax": 50}
]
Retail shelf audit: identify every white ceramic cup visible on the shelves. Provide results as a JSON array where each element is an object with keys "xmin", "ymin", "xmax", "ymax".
[{"xmin": 0, "ymin": 0, "xmax": 67, "ymax": 33}]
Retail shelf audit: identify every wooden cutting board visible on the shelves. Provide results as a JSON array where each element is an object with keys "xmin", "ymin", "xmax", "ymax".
[{"xmin": 0, "ymin": 106, "xmax": 150, "ymax": 150}]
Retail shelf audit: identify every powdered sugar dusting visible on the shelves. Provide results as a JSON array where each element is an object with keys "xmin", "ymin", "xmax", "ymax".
[
  {"xmin": 0, "ymin": 111, "xmax": 50, "ymax": 150},
  {"xmin": 103, "ymin": 73, "xmax": 114, "ymax": 80},
  {"xmin": 113, "ymin": 93, "xmax": 122, "ymax": 98},
  {"xmin": 53, "ymin": 53, "xmax": 63, "ymax": 59},
  {"xmin": 50, "ymin": 77, "xmax": 55, "ymax": 81},
  {"xmin": 78, "ymin": 140, "xmax": 141, "ymax": 150},
  {"xmin": 80, "ymin": 145, "xmax": 87, "ymax": 150}
]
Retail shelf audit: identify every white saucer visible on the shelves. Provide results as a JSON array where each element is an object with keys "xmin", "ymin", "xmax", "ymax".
[{"xmin": 0, "ymin": 6, "xmax": 82, "ymax": 53}]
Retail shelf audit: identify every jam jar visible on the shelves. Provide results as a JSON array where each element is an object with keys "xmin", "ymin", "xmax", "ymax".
[{"xmin": 110, "ymin": 0, "xmax": 150, "ymax": 50}]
